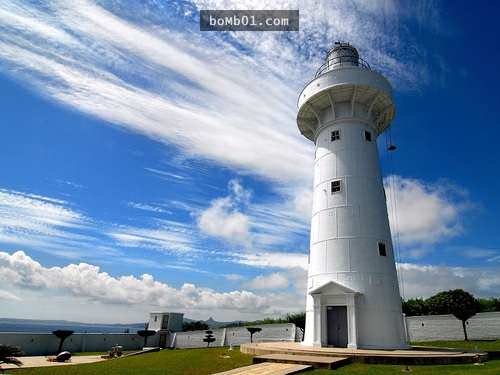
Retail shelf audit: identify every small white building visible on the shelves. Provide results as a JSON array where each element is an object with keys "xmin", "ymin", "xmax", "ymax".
[
  {"xmin": 297, "ymin": 42, "xmax": 408, "ymax": 349},
  {"xmin": 148, "ymin": 312, "xmax": 183, "ymax": 332}
]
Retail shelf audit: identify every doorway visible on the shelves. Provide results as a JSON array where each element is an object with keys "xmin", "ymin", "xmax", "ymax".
[{"xmin": 327, "ymin": 306, "xmax": 348, "ymax": 347}]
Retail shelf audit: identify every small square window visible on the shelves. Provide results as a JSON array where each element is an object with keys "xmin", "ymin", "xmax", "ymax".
[
  {"xmin": 364, "ymin": 130, "xmax": 372, "ymax": 142},
  {"xmin": 331, "ymin": 130, "xmax": 340, "ymax": 142},
  {"xmin": 331, "ymin": 180, "xmax": 341, "ymax": 194},
  {"xmin": 378, "ymin": 242, "xmax": 387, "ymax": 256}
]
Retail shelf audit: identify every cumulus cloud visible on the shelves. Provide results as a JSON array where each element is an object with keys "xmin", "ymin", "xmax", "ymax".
[
  {"xmin": 385, "ymin": 176, "xmax": 470, "ymax": 246},
  {"xmin": 197, "ymin": 179, "xmax": 251, "ymax": 243},
  {"xmin": 0, "ymin": 250, "xmax": 299, "ymax": 314},
  {"xmin": 400, "ymin": 262, "xmax": 500, "ymax": 299},
  {"xmin": 246, "ymin": 272, "xmax": 289, "ymax": 290}
]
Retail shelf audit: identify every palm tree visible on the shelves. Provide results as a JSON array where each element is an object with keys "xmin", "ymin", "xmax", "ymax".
[
  {"xmin": 52, "ymin": 330, "xmax": 74, "ymax": 354},
  {"xmin": 0, "ymin": 345, "xmax": 23, "ymax": 371}
]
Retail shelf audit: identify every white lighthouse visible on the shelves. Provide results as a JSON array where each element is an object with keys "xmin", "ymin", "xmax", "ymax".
[{"xmin": 297, "ymin": 42, "xmax": 407, "ymax": 349}]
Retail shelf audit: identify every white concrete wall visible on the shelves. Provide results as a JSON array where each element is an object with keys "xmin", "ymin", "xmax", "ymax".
[
  {"xmin": 407, "ymin": 312, "xmax": 500, "ymax": 342},
  {"xmin": 148, "ymin": 312, "xmax": 183, "ymax": 332},
  {"xmin": 0, "ymin": 323, "xmax": 298, "ymax": 354},
  {"xmin": 0, "ymin": 332, "xmax": 159, "ymax": 356},
  {"xmin": 174, "ymin": 323, "xmax": 297, "ymax": 349}
]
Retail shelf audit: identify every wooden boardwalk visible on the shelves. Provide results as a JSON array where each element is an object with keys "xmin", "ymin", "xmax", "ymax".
[
  {"xmin": 254, "ymin": 353, "xmax": 351, "ymax": 369},
  {"xmin": 212, "ymin": 362, "xmax": 311, "ymax": 375},
  {"xmin": 241, "ymin": 342, "xmax": 488, "ymax": 365}
]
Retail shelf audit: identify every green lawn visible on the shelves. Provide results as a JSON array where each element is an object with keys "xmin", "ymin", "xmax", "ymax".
[
  {"xmin": 9, "ymin": 342, "xmax": 500, "ymax": 375},
  {"xmin": 411, "ymin": 340, "xmax": 500, "ymax": 351},
  {"xmin": 11, "ymin": 347, "xmax": 253, "ymax": 375},
  {"xmin": 311, "ymin": 361, "xmax": 500, "ymax": 374}
]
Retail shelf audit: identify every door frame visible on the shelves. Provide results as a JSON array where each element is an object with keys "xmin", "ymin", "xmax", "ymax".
[{"xmin": 312, "ymin": 292, "xmax": 358, "ymax": 348}]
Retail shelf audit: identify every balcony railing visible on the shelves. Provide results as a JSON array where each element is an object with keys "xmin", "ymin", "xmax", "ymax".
[{"xmin": 314, "ymin": 56, "xmax": 371, "ymax": 78}]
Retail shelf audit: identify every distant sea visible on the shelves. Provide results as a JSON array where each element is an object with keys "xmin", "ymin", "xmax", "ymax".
[{"xmin": 0, "ymin": 318, "xmax": 145, "ymax": 333}]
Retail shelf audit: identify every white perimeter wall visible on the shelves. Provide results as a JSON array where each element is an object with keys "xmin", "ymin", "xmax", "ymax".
[
  {"xmin": 406, "ymin": 312, "xmax": 500, "ymax": 341},
  {"xmin": 0, "ymin": 332, "xmax": 159, "ymax": 356},
  {"xmin": 173, "ymin": 323, "xmax": 296, "ymax": 349},
  {"xmin": 0, "ymin": 323, "xmax": 298, "ymax": 355}
]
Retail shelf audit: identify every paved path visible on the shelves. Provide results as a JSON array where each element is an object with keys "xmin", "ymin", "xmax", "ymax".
[
  {"xmin": 212, "ymin": 362, "xmax": 311, "ymax": 375},
  {"xmin": 2, "ymin": 355, "xmax": 105, "ymax": 369}
]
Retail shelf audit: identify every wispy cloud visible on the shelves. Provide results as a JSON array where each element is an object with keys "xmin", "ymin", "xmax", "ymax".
[
  {"xmin": 0, "ymin": 0, "xmax": 439, "ymax": 191},
  {"xmin": 0, "ymin": 188, "xmax": 88, "ymax": 247},
  {"xmin": 127, "ymin": 201, "xmax": 172, "ymax": 214},
  {"xmin": 106, "ymin": 219, "xmax": 201, "ymax": 255}
]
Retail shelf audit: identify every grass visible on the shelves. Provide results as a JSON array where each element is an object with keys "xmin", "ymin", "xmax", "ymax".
[
  {"xmin": 310, "ymin": 361, "xmax": 500, "ymax": 374},
  {"xmin": 9, "ymin": 341, "xmax": 500, "ymax": 375},
  {"xmin": 411, "ymin": 340, "xmax": 500, "ymax": 351}
]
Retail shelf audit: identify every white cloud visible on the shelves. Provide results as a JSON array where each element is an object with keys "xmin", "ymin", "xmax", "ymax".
[
  {"xmin": 197, "ymin": 180, "xmax": 251, "ymax": 243},
  {"xmin": 460, "ymin": 248, "xmax": 499, "ymax": 259},
  {"xmin": 233, "ymin": 251, "xmax": 308, "ymax": 270},
  {"xmin": 107, "ymin": 219, "xmax": 200, "ymax": 254},
  {"xmin": 0, "ymin": 0, "xmax": 440, "ymax": 191},
  {"xmin": 404, "ymin": 247, "xmax": 433, "ymax": 260},
  {"xmin": 0, "ymin": 250, "xmax": 299, "ymax": 315},
  {"xmin": 385, "ymin": 176, "xmax": 470, "ymax": 246},
  {"xmin": 127, "ymin": 201, "xmax": 171, "ymax": 214},
  {"xmin": 399, "ymin": 262, "xmax": 500, "ymax": 299},
  {"xmin": 223, "ymin": 273, "xmax": 244, "ymax": 281},
  {"xmin": 246, "ymin": 272, "xmax": 289, "ymax": 290},
  {"xmin": 0, "ymin": 188, "xmax": 89, "ymax": 247},
  {"xmin": 0, "ymin": 289, "xmax": 21, "ymax": 301}
]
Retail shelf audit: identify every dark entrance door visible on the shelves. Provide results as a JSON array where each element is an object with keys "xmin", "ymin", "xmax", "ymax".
[{"xmin": 327, "ymin": 306, "xmax": 348, "ymax": 347}]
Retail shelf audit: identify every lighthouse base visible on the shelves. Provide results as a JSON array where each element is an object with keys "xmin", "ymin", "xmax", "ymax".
[{"xmin": 303, "ymin": 280, "xmax": 408, "ymax": 350}]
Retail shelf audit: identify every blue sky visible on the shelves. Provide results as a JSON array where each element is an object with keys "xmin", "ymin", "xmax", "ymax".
[{"xmin": 0, "ymin": 0, "xmax": 499, "ymax": 323}]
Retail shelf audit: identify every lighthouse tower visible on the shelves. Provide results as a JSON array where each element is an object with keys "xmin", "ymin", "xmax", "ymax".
[{"xmin": 297, "ymin": 42, "xmax": 407, "ymax": 349}]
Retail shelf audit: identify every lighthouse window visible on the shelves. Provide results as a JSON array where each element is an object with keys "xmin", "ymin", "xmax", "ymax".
[
  {"xmin": 331, "ymin": 180, "xmax": 341, "ymax": 194},
  {"xmin": 364, "ymin": 130, "xmax": 372, "ymax": 142},
  {"xmin": 378, "ymin": 242, "xmax": 387, "ymax": 256},
  {"xmin": 331, "ymin": 130, "xmax": 340, "ymax": 141}
]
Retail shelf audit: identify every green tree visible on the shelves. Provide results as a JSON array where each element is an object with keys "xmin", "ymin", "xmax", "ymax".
[
  {"xmin": 137, "ymin": 329, "xmax": 156, "ymax": 348},
  {"xmin": 477, "ymin": 298, "xmax": 497, "ymax": 312},
  {"xmin": 203, "ymin": 330, "xmax": 216, "ymax": 347},
  {"xmin": 426, "ymin": 289, "xmax": 479, "ymax": 341},
  {"xmin": 182, "ymin": 321, "xmax": 209, "ymax": 332},
  {"xmin": 0, "ymin": 345, "xmax": 23, "ymax": 370},
  {"xmin": 52, "ymin": 330, "xmax": 74, "ymax": 354},
  {"xmin": 246, "ymin": 327, "xmax": 262, "ymax": 343},
  {"xmin": 402, "ymin": 298, "xmax": 429, "ymax": 316},
  {"xmin": 285, "ymin": 312, "xmax": 306, "ymax": 329},
  {"xmin": 495, "ymin": 298, "xmax": 500, "ymax": 312}
]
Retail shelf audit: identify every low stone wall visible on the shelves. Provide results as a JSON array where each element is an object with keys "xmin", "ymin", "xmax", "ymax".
[
  {"xmin": 0, "ymin": 332, "xmax": 159, "ymax": 356},
  {"xmin": 406, "ymin": 311, "xmax": 500, "ymax": 342}
]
